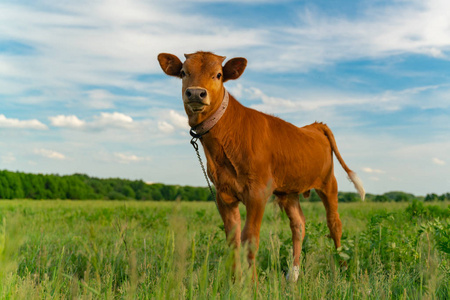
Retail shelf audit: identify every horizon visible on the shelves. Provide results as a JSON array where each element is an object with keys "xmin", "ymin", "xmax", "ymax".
[
  {"xmin": 1, "ymin": 0, "xmax": 449, "ymax": 195},
  {"xmin": 0, "ymin": 168, "xmax": 444, "ymax": 198}
]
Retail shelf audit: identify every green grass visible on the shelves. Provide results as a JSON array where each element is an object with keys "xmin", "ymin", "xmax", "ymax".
[{"xmin": 0, "ymin": 200, "xmax": 449, "ymax": 299}]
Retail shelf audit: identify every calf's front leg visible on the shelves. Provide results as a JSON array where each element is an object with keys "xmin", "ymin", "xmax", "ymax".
[
  {"xmin": 217, "ymin": 192, "xmax": 241, "ymax": 272},
  {"xmin": 241, "ymin": 191, "xmax": 267, "ymax": 277}
]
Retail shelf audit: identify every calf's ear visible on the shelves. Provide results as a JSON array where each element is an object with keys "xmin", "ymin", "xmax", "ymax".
[
  {"xmin": 158, "ymin": 53, "xmax": 183, "ymax": 78},
  {"xmin": 223, "ymin": 57, "xmax": 247, "ymax": 82}
]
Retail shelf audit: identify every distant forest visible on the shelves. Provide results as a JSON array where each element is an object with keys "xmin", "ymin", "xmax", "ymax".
[{"xmin": 0, "ymin": 170, "xmax": 449, "ymax": 202}]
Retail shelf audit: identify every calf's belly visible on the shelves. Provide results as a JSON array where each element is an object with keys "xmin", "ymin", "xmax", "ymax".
[{"xmin": 271, "ymin": 152, "xmax": 331, "ymax": 195}]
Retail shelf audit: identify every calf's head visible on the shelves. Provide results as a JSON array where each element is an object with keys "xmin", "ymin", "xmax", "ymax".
[{"xmin": 158, "ymin": 51, "xmax": 247, "ymax": 127}]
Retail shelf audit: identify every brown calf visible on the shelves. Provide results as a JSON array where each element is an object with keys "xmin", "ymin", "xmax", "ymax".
[{"xmin": 158, "ymin": 51, "xmax": 365, "ymax": 280}]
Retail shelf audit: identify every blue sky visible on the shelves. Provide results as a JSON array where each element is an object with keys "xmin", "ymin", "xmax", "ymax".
[{"xmin": 0, "ymin": 0, "xmax": 449, "ymax": 195}]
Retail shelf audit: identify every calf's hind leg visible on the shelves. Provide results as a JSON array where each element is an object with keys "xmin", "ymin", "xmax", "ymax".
[
  {"xmin": 277, "ymin": 193, "xmax": 306, "ymax": 281},
  {"xmin": 316, "ymin": 176, "xmax": 342, "ymax": 249}
]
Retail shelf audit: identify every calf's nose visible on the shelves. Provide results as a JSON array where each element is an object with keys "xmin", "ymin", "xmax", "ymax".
[{"xmin": 185, "ymin": 88, "xmax": 207, "ymax": 102}]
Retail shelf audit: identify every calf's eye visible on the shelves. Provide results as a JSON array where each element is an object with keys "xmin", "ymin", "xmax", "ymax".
[
  {"xmin": 180, "ymin": 70, "xmax": 186, "ymax": 77},
  {"xmin": 217, "ymin": 73, "xmax": 222, "ymax": 79}
]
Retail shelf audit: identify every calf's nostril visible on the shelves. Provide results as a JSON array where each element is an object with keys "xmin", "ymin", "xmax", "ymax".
[{"xmin": 185, "ymin": 88, "xmax": 207, "ymax": 101}]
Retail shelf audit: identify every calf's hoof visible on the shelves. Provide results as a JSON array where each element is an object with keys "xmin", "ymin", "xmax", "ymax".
[{"xmin": 286, "ymin": 265, "xmax": 299, "ymax": 282}]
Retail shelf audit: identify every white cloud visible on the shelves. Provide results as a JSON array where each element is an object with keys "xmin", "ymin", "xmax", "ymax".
[
  {"xmin": 0, "ymin": 0, "xmax": 264, "ymax": 100},
  {"xmin": 250, "ymin": 0, "xmax": 450, "ymax": 71},
  {"xmin": 228, "ymin": 83, "xmax": 245, "ymax": 99},
  {"xmin": 157, "ymin": 121, "xmax": 175, "ymax": 134},
  {"xmin": 188, "ymin": 0, "xmax": 284, "ymax": 2},
  {"xmin": 227, "ymin": 85, "xmax": 297, "ymax": 114},
  {"xmin": 428, "ymin": 47, "xmax": 444, "ymax": 58},
  {"xmin": 229, "ymin": 82, "xmax": 450, "ymax": 117},
  {"xmin": 432, "ymin": 157, "xmax": 446, "ymax": 165},
  {"xmin": 49, "ymin": 112, "xmax": 134, "ymax": 130},
  {"xmin": 155, "ymin": 110, "xmax": 189, "ymax": 135},
  {"xmin": 362, "ymin": 167, "xmax": 385, "ymax": 174},
  {"xmin": 2, "ymin": 0, "xmax": 449, "ymax": 120},
  {"xmin": 114, "ymin": 152, "xmax": 150, "ymax": 164},
  {"xmin": 34, "ymin": 149, "xmax": 66, "ymax": 160},
  {"xmin": 1, "ymin": 0, "xmax": 449, "ymax": 101},
  {"xmin": 0, "ymin": 114, "xmax": 47, "ymax": 130},
  {"xmin": 1, "ymin": 153, "xmax": 16, "ymax": 164},
  {"xmin": 49, "ymin": 115, "xmax": 86, "ymax": 128},
  {"xmin": 92, "ymin": 112, "xmax": 134, "ymax": 129},
  {"xmin": 228, "ymin": 83, "xmax": 367, "ymax": 115},
  {"xmin": 250, "ymin": 87, "xmax": 296, "ymax": 108},
  {"xmin": 84, "ymin": 89, "xmax": 116, "ymax": 109},
  {"xmin": 372, "ymin": 84, "xmax": 447, "ymax": 111},
  {"xmin": 168, "ymin": 110, "xmax": 189, "ymax": 130}
]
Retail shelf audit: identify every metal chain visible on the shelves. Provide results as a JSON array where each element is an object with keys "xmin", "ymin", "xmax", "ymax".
[{"xmin": 190, "ymin": 137, "xmax": 218, "ymax": 210}]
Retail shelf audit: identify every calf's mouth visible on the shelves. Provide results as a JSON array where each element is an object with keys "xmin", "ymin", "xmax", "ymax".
[{"xmin": 187, "ymin": 101, "xmax": 209, "ymax": 113}]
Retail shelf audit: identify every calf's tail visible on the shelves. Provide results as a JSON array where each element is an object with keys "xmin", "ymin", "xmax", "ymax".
[{"xmin": 319, "ymin": 123, "xmax": 366, "ymax": 201}]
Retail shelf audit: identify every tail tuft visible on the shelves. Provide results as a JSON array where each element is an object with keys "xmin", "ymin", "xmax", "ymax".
[{"xmin": 348, "ymin": 172, "xmax": 365, "ymax": 201}]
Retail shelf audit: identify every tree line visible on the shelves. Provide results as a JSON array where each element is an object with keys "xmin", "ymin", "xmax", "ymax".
[
  {"xmin": 0, "ymin": 170, "xmax": 448, "ymax": 202},
  {"xmin": 303, "ymin": 190, "xmax": 450, "ymax": 202},
  {"xmin": 0, "ymin": 170, "xmax": 213, "ymax": 201}
]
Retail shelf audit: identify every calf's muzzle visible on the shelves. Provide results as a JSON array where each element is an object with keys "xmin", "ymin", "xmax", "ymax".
[{"xmin": 185, "ymin": 87, "xmax": 208, "ymax": 103}]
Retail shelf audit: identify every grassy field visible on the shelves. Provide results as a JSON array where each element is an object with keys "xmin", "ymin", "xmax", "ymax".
[{"xmin": 0, "ymin": 199, "xmax": 449, "ymax": 299}]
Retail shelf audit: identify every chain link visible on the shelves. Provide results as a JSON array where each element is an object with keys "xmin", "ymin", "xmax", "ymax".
[{"xmin": 190, "ymin": 137, "xmax": 218, "ymax": 210}]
